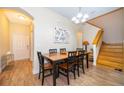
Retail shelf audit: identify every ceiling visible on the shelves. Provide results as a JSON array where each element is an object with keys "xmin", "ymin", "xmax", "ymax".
[
  {"xmin": 49, "ymin": 7, "xmax": 120, "ymax": 21},
  {"xmin": 3, "ymin": 9, "xmax": 32, "ymax": 25},
  {"xmin": 1, "ymin": 8, "xmax": 120, "ymax": 25}
]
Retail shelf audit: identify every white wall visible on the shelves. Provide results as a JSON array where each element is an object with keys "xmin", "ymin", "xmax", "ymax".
[
  {"xmin": 123, "ymin": 8, "xmax": 124, "ymax": 40},
  {"xmin": 29, "ymin": 23, "xmax": 34, "ymax": 61},
  {"xmin": 89, "ymin": 9, "xmax": 123, "ymax": 43},
  {"xmin": 76, "ymin": 31, "xmax": 83, "ymax": 48},
  {"xmin": 0, "ymin": 13, "xmax": 10, "ymax": 57},
  {"xmin": 0, "ymin": 13, "xmax": 10, "ymax": 72},
  {"xmin": 22, "ymin": 8, "xmax": 79, "ymax": 74},
  {"xmin": 79, "ymin": 23, "xmax": 100, "ymax": 51}
]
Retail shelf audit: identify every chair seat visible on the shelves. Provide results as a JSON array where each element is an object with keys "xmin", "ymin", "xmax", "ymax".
[
  {"xmin": 59, "ymin": 62, "xmax": 76, "ymax": 70},
  {"xmin": 43, "ymin": 63, "xmax": 52, "ymax": 70}
]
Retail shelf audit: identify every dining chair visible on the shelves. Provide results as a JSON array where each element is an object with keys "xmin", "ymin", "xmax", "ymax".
[
  {"xmin": 49, "ymin": 49, "xmax": 57, "ymax": 54},
  {"xmin": 58, "ymin": 51, "xmax": 77, "ymax": 85},
  {"xmin": 76, "ymin": 48, "xmax": 86, "ymax": 69},
  {"xmin": 77, "ymin": 50, "xmax": 85, "ymax": 77},
  {"xmin": 37, "ymin": 51, "xmax": 53, "ymax": 85},
  {"xmin": 76, "ymin": 48, "xmax": 84, "ymax": 51},
  {"xmin": 60, "ymin": 48, "xmax": 66, "ymax": 54}
]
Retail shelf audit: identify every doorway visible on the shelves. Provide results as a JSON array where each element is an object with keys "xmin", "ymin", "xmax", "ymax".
[
  {"xmin": 0, "ymin": 8, "xmax": 34, "ymax": 72},
  {"xmin": 3, "ymin": 9, "xmax": 34, "ymax": 61},
  {"xmin": 11, "ymin": 24, "xmax": 31, "ymax": 60}
]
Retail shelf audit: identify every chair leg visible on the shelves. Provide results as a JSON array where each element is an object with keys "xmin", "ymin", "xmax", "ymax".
[
  {"xmin": 58, "ymin": 68, "xmax": 60, "ymax": 77},
  {"xmin": 73, "ymin": 66, "xmax": 76, "ymax": 79},
  {"xmin": 50, "ymin": 69, "xmax": 52, "ymax": 75},
  {"xmin": 38, "ymin": 66, "xmax": 41, "ymax": 79},
  {"xmin": 77, "ymin": 64, "xmax": 80, "ymax": 77},
  {"xmin": 67, "ymin": 70, "xmax": 70, "ymax": 85},
  {"xmin": 42, "ymin": 72, "xmax": 44, "ymax": 85},
  {"xmin": 57, "ymin": 64, "xmax": 59, "ymax": 78},
  {"xmin": 82, "ymin": 61, "xmax": 85, "ymax": 74},
  {"xmin": 38, "ymin": 73, "xmax": 41, "ymax": 79}
]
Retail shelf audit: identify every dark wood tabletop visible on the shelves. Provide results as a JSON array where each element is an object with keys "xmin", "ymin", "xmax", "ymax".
[{"xmin": 43, "ymin": 52, "xmax": 89, "ymax": 62}]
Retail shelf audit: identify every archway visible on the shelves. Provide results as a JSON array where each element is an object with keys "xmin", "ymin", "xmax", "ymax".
[{"xmin": 0, "ymin": 8, "xmax": 34, "ymax": 74}]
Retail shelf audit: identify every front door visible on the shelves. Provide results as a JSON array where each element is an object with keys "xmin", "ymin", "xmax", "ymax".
[{"xmin": 12, "ymin": 28, "xmax": 30, "ymax": 60}]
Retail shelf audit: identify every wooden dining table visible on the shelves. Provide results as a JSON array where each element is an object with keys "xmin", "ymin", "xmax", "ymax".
[{"xmin": 43, "ymin": 52, "xmax": 89, "ymax": 86}]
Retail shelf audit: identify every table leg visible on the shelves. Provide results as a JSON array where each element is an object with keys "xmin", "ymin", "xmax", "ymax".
[
  {"xmin": 56, "ymin": 64, "xmax": 59, "ymax": 78},
  {"xmin": 86, "ymin": 54, "xmax": 89, "ymax": 68},
  {"xmin": 53, "ymin": 62, "xmax": 56, "ymax": 86}
]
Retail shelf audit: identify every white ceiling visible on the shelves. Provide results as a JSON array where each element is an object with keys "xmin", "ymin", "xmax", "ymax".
[
  {"xmin": 3, "ymin": 10, "xmax": 32, "ymax": 25},
  {"xmin": 2, "ymin": 7, "xmax": 120, "ymax": 25},
  {"xmin": 49, "ymin": 7, "xmax": 120, "ymax": 21}
]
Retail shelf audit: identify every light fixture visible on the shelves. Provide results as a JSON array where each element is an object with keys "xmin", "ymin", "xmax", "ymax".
[
  {"xmin": 77, "ymin": 12, "xmax": 82, "ymax": 18},
  {"xmin": 81, "ymin": 18, "xmax": 86, "ymax": 23},
  {"xmin": 83, "ymin": 14, "xmax": 89, "ymax": 19},
  {"xmin": 18, "ymin": 15, "xmax": 25, "ymax": 20},
  {"xmin": 71, "ymin": 7, "xmax": 89, "ymax": 24},
  {"xmin": 75, "ymin": 19, "xmax": 80, "ymax": 24},
  {"xmin": 72, "ymin": 17, "xmax": 77, "ymax": 21}
]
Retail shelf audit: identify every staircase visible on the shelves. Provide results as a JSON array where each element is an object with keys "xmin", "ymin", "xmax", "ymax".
[{"xmin": 97, "ymin": 43, "xmax": 123, "ymax": 70}]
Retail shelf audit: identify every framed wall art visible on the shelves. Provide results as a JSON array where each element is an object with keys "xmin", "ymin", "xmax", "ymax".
[{"xmin": 54, "ymin": 26, "xmax": 69, "ymax": 44}]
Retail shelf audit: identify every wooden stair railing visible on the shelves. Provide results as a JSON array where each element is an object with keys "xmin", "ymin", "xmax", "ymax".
[
  {"xmin": 87, "ymin": 22, "xmax": 104, "ymax": 46},
  {"xmin": 92, "ymin": 30, "xmax": 104, "ymax": 46},
  {"xmin": 86, "ymin": 22, "xmax": 103, "ymax": 65},
  {"xmin": 92, "ymin": 29, "xmax": 104, "ymax": 65}
]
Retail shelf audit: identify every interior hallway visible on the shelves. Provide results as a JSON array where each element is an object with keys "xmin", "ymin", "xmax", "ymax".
[{"xmin": 0, "ymin": 60, "xmax": 124, "ymax": 86}]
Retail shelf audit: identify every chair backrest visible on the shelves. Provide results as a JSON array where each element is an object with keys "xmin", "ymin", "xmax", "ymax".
[
  {"xmin": 67, "ymin": 51, "xmax": 77, "ymax": 63},
  {"xmin": 78, "ymin": 50, "xmax": 85, "ymax": 55},
  {"xmin": 37, "ymin": 51, "xmax": 44, "ymax": 66},
  {"xmin": 76, "ymin": 48, "xmax": 84, "ymax": 51},
  {"xmin": 49, "ymin": 49, "xmax": 57, "ymax": 54},
  {"xmin": 60, "ymin": 48, "xmax": 66, "ymax": 54},
  {"xmin": 78, "ymin": 50, "xmax": 84, "ymax": 60}
]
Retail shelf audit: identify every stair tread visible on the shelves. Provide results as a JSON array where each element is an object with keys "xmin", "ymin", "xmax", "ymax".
[
  {"xmin": 99, "ymin": 55, "xmax": 123, "ymax": 59},
  {"xmin": 101, "ymin": 48, "xmax": 122, "ymax": 50},
  {"xmin": 100, "ymin": 51, "xmax": 123, "ymax": 56},
  {"xmin": 103, "ymin": 43, "xmax": 122, "ymax": 46},
  {"xmin": 100, "ymin": 53, "xmax": 123, "ymax": 58},
  {"xmin": 102, "ymin": 46, "xmax": 122, "ymax": 49},
  {"xmin": 101, "ymin": 49, "xmax": 123, "ymax": 53},
  {"xmin": 98, "ymin": 57, "xmax": 123, "ymax": 64},
  {"xmin": 98, "ymin": 60, "xmax": 123, "ymax": 65},
  {"xmin": 100, "ymin": 51, "xmax": 122, "ymax": 54},
  {"xmin": 97, "ymin": 60, "xmax": 123, "ymax": 69}
]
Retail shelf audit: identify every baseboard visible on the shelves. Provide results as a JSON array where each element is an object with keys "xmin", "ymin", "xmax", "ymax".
[
  {"xmin": 14, "ymin": 58, "xmax": 31, "ymax": 62},
  {"xmin": 33, "ymin": 69, "xmax": 39, "ymax": 75}
]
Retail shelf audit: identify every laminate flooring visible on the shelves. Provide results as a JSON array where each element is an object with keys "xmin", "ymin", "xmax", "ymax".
[{"xmin": 0, "ymin": 60, "xmax": 124, "ymax": 86}]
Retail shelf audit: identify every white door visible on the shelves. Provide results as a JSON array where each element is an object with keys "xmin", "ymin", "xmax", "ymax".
[{"xmin": 12, "ymin": 28, "xmax": 30, "ymax": 61}]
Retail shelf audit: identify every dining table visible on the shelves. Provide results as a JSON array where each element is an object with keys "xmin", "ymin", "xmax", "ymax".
[{"xmin": 43, "ymin": 51, "xmax": 90, "ymax": 86}]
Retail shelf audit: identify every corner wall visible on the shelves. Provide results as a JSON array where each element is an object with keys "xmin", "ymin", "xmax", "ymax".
[
  {"xmin": 89, "ymin": 8, "xmax": 123, "ymax": 44},
  {"xmin": 123, "ymin": 8, "xmax": 124, "ymax": 40},
  {"xmin": 0, "ymin": 12, "xmax": 10, "ymax": 72},
  {"xmin": 76, "ymin": 31, "xmax": 83, "ymax": 48},
  {"xmin": 78, "ymin": 23, "xmax": 100, "ymax": 51}
]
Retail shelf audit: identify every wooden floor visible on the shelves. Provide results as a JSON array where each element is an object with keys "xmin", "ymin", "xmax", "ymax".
[{"xmin": 0, "ymin": 60, "xmax": 124, "ymax": 86}]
